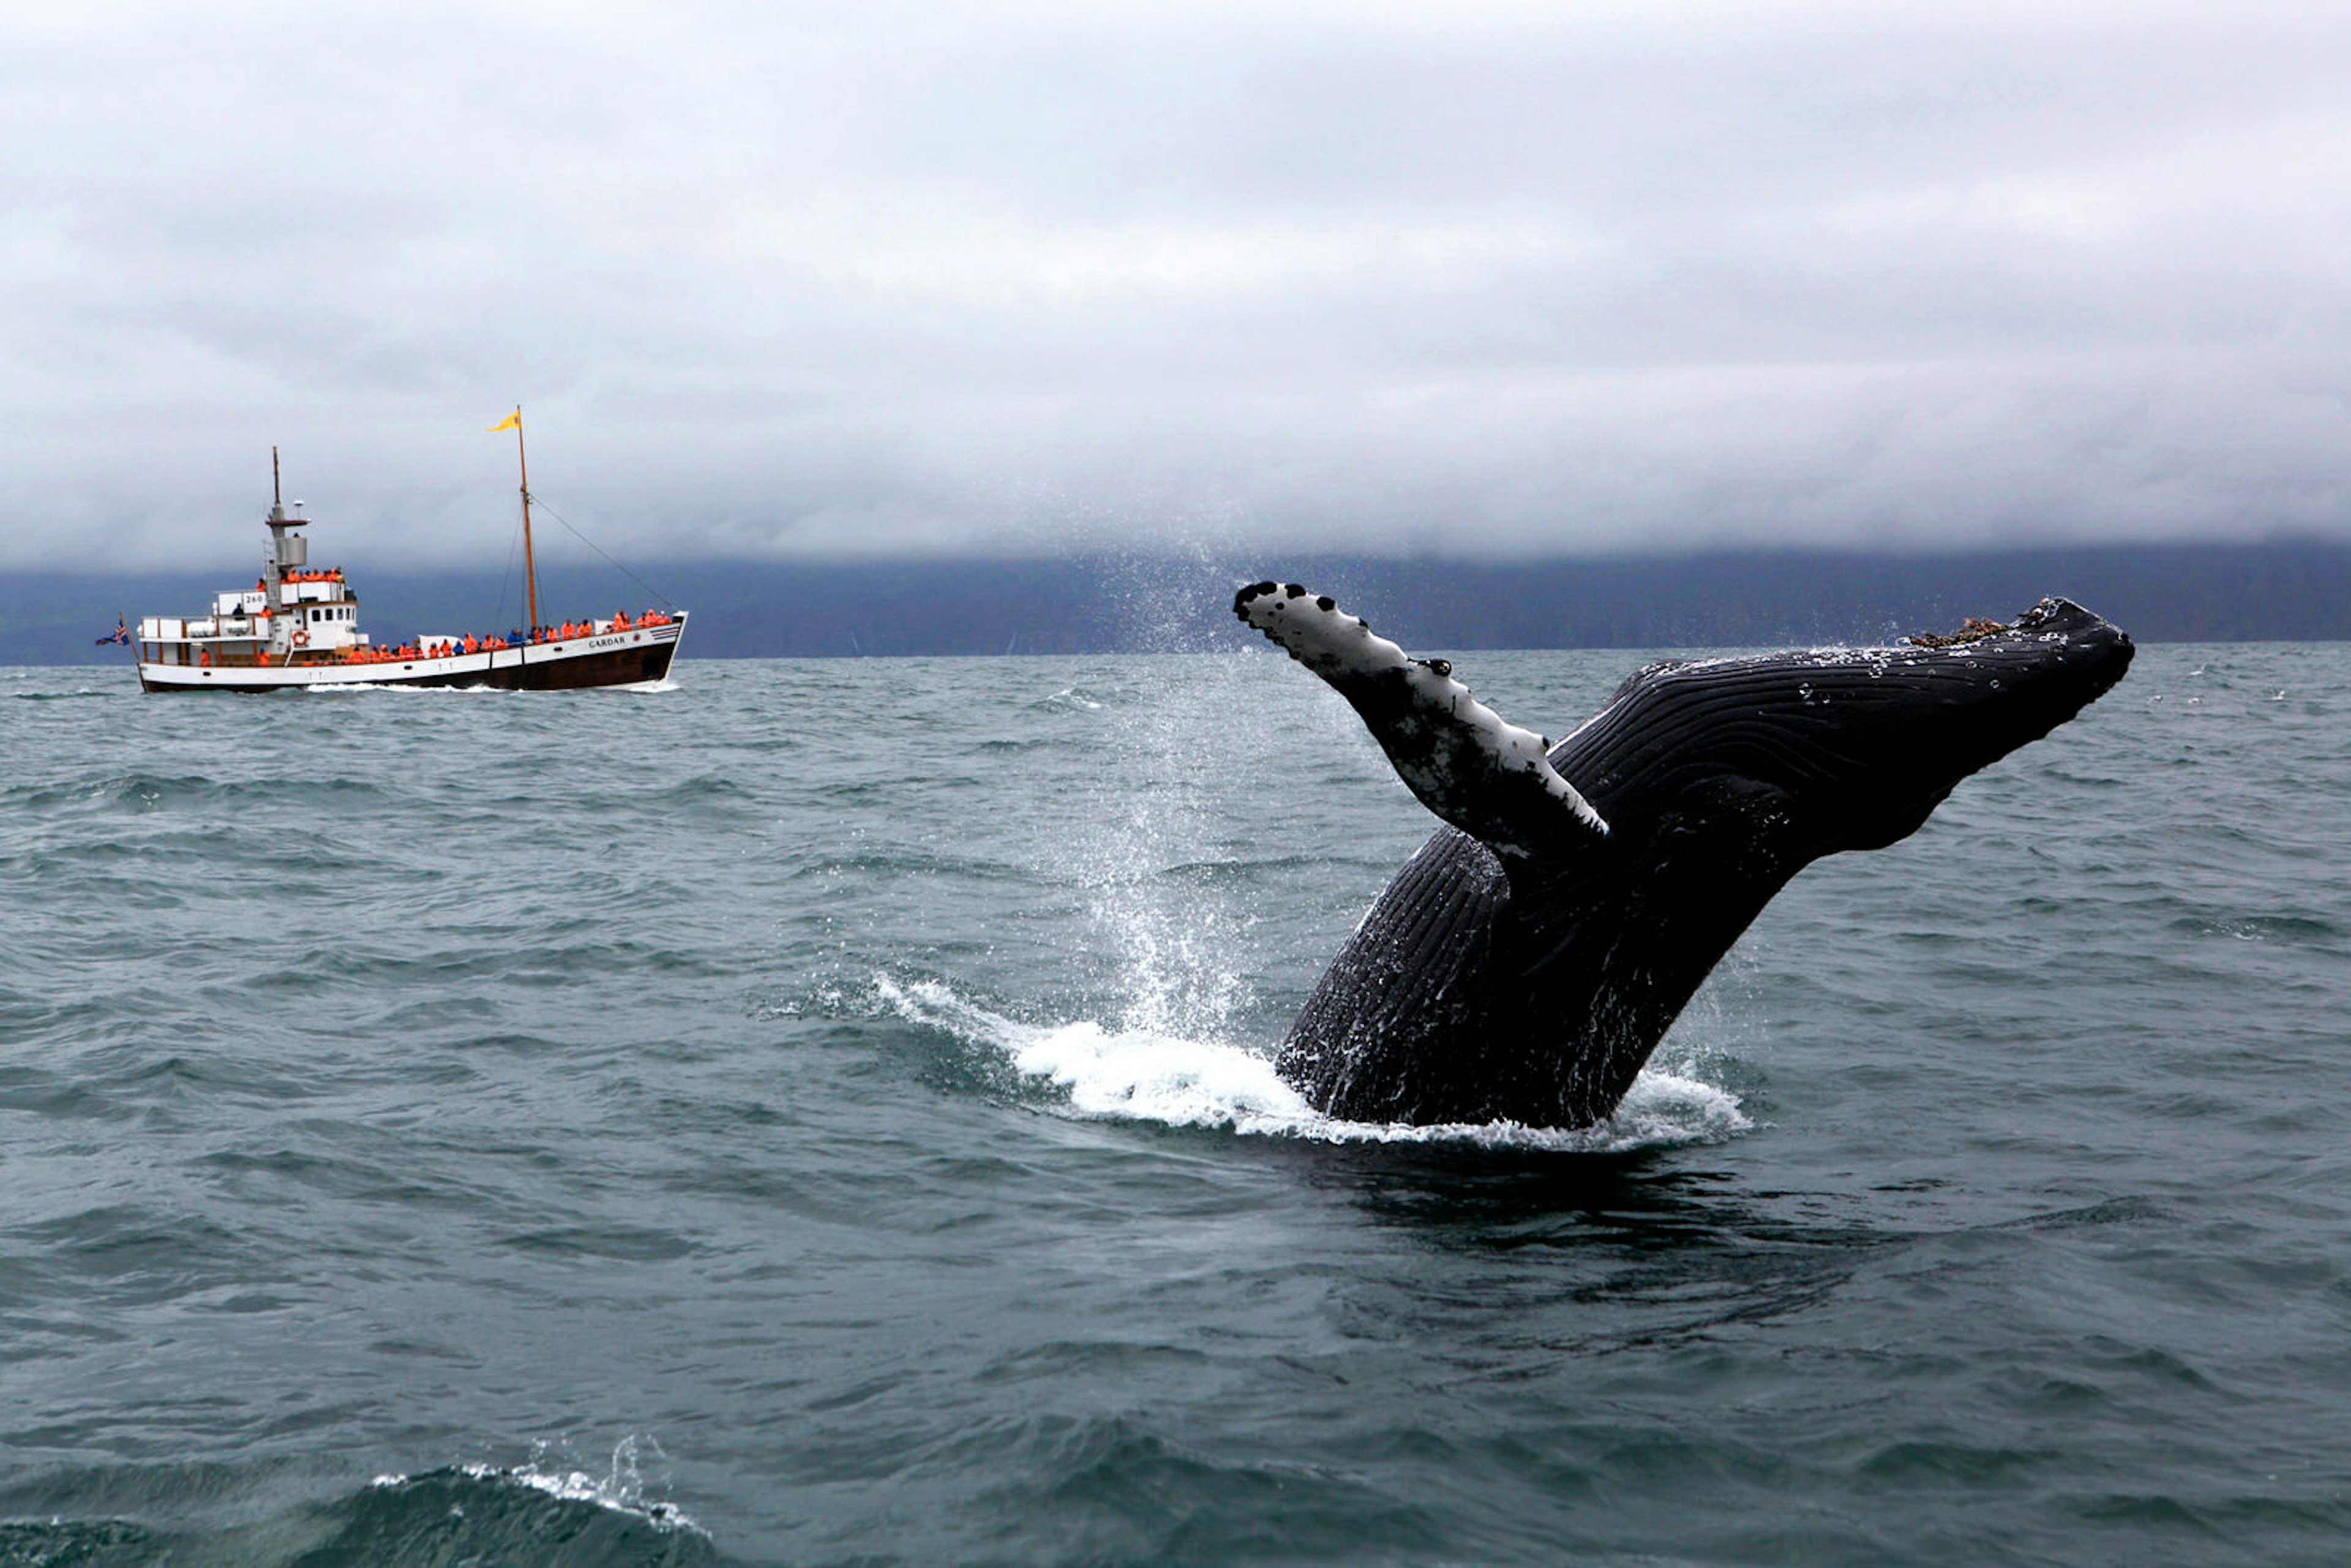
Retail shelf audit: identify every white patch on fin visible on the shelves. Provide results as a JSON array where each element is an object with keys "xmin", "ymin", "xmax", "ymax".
[{"xmin": 1235, "ymin": 581, "xmax": 1608, "ymax": 838}]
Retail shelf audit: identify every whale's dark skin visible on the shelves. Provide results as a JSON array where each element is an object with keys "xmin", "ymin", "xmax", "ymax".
[{"xmin": 1234, "ymin": 584, "xmax": 2135, "ymax": 1128}]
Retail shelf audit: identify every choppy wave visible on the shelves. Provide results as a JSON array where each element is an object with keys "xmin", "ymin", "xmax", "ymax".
[
  {"xmin": 0, "ymin": 1443, "xmax": 717, "ymax": 1568},
  {"xmin": 7, "ymin": 647, "xmax": 2350, "ymax": 1567},
  {"xmin": 8, "ymin": 686, "xmax": 111, "ymax": 702},
  {"xmin": 374, "ymin": 1436, "xmax": 703, "ymax": 1536},
  {"xmin": 874, "ymin": 974, "xmax": 1750, "ymax": 1152}
]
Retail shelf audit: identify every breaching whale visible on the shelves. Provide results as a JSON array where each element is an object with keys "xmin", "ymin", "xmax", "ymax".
[{"xmin": 1233, "ymin": 582, "xmax": 2134, "ymax": 1129}]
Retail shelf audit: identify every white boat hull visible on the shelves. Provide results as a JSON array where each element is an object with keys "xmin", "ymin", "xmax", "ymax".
[{"xmin": 138, "ymin": 617, "xmax": 686, "ymax": 693}]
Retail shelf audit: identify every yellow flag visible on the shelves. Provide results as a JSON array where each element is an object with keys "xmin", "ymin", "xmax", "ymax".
[{"xmin": 486, "ymin": 410, "xmax": 522, "ymax": 433}]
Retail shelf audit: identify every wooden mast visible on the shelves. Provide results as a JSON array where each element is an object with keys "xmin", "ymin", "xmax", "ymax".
[{"xmin": 508, "ymin": 407, "xmax": 540, "ymax": 633}]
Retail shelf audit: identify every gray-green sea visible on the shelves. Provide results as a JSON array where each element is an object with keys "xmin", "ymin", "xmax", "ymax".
[{"xmin": 3, "ymin": 643, "xmax": 2346, "ymax": 1565}]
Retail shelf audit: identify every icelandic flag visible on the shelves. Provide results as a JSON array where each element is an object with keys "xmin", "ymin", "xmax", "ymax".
[{"xmin": 96, "ymin": 616, "xmax": 130, "ymax": 646}]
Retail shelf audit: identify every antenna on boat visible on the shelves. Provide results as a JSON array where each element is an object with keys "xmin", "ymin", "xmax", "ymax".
[
  {"xmin": 270, "ymin": 446, "xmax": 286, "ymax": 523},
  {"xmin": 489, "ymin": 407, "xmax": 539, "ymax": 632}
]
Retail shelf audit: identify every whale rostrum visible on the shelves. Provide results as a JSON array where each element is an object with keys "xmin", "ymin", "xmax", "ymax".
[{"xmin": 1233, "ymin": 580, "xmax": 2135, "ymax": 1129}]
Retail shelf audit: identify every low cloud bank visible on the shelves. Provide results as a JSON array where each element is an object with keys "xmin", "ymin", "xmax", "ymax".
[
  {"xmin": 4, "ymin": 4, "xmax": 2347, "ymax": 566},
  {"xmin": 15, "ymin": 541, "xmax": 2348, "ymax": 665}
]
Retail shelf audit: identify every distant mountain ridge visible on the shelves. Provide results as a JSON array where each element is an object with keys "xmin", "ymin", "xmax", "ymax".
[{"xmin": 10, "ymin": 541, "xmax": 2347, "ymax": 665}]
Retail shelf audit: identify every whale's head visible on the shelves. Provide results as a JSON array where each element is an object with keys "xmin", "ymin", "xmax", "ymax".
[{"xmin": 1568, "ymin": 598, "xmax": 2134, "ymax": 860}]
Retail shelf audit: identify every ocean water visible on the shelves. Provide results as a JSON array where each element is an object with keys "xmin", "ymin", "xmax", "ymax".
[{"xmin": 1, "ymin": 642, "xmax": 2345, "ymax": 1566}]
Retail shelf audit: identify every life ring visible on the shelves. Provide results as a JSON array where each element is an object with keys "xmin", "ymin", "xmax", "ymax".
[{"xmin": 292, "ymin": 628, "xmax": 309, "ymax": 647}]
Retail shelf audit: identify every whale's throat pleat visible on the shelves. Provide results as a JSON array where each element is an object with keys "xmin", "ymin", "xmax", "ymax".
[{"xmin": 1277, "ymin": 828, "xmax": 1512, "ymax": 1122}]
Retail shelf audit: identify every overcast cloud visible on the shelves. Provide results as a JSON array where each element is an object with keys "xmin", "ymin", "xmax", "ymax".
[{"xmin": 4, "ymin": 0, "xmax": 2349, "ymax": 567}]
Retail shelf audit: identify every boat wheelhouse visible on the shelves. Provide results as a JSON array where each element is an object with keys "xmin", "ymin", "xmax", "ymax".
[{"xmin": 134, "ymin": 431, "xmax": 686, "ymax": 693}]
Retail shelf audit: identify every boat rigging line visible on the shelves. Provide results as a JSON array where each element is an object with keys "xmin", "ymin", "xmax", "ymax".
[
  {"xmin": 517, "ymin": 492, "xmax": 680, "ymax": 613},
  {"xmin": 492, "ymin": 515, "xmax": 523, "ymax": 636},
  {"xmin": 488, "ymin": 406, "xmax": 678, "ymax": 622}
]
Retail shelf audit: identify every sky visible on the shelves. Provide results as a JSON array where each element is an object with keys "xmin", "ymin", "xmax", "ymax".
[{"xmin": 4, "ymin": 1, "xmax": 2349, "ymax": 569}]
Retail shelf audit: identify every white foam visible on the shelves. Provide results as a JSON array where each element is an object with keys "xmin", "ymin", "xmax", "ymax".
[
  {"xmin": 876, "ymin": 975, "xmax": 1748, "ymax": 1153},
  {"xmin": 372, "ymin": 1436, "xmax": 702, "ymax": 1535}
]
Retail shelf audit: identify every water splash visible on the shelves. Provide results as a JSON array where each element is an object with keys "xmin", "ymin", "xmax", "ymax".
[
  {"xmin": 1061, "ymin": 653, "xmax": 1275, "ymax": 1040},
  {"xmin": 372, "ymin": 1435, "xmax": 702, "ymax": 1535},
  {"xmin": 876, "ymin": 974, "xmax": 1748, "ymax": 1153}
]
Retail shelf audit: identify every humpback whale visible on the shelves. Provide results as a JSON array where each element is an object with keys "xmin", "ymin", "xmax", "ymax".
[{"xmin": 1234, "ymin": 582, "xmax": 2134, "ymax": 1129}]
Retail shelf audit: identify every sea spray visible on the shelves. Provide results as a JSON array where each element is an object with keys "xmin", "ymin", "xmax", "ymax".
[{"xmin": 874, "ymin": 973, "xmax": 1749, "ymax": 1152}]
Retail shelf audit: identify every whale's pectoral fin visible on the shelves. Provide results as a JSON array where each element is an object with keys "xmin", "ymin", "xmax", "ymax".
[{"xmin": 1234, "ymin": 581, "xmax": 1608, "ymax": 857}]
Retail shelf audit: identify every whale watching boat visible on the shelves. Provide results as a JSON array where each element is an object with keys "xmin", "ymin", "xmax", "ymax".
[{"xmin": 133, "ymin": 413, "xmax": 686, "ymax": 693}]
